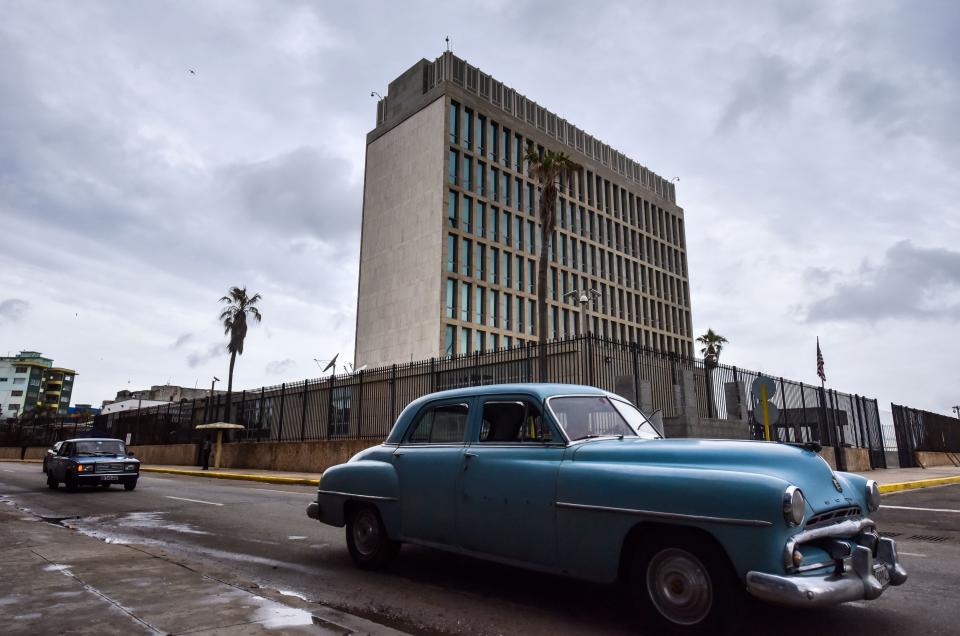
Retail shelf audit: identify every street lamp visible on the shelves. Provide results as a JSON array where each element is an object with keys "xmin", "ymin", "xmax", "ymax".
[
  {"xmin": 564, "ymin": 288, "xmax": 601, "ymax": 337},
  {"xmin": 953, "ymin": 405, "xmax": 960, "ymax": 420}
]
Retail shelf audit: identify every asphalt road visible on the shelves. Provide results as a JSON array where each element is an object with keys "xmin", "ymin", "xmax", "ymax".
[{"xmin": 1, "ymin": 462, "xmax": 958, "ymax": 635}]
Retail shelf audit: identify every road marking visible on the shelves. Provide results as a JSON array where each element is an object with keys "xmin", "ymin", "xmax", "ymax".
[
  {"xmin": 898, "ymin": 552, "xmax": 927, "ymax": 557},
  {"xmin": 881, "ymin": 505, "xmax": 960, "ymax": 514},
  {"xmin": 164, "ymin": 495, "xmax": 223, "ymax": 506}
]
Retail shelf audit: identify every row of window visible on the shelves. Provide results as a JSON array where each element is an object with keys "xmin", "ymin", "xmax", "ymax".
[
  {"xmin": 446, "ymin": 228, "xmax": 690, "ymax": 313},
  {"xmin": 447, "ymin": 152, "xmax": 687, "ymax": 278},
  {"xmin": 449, "ymin": 100, "xmax": 684, "ymax": 247},
  {"xmin": 445, "ymin": 272, "xmax": 691, "ymax": 340},
  {"xmin": 442, "ymin": 321, "xmax": 691, "ymax": 358}
]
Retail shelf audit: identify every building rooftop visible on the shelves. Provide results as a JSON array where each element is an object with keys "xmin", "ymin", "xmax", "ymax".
[{"xmin": 373, "ymin": 51, "xmax": 677, "ymax": 205}]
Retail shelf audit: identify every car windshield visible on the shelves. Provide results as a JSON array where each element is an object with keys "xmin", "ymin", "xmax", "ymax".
[
  {"xmin": 548, "ymin": 396, "xmax": 658, "ymax": 441},
  {"xmin": 74, "ymin": 440, "xmax": 126, "ymax": 455},
  {"xmin": 609, "ymin": 398, "xmax": 662, "ymax": 440}
]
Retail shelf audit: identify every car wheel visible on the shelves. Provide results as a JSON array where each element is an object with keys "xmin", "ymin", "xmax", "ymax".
[
  {"xmin": 124, "ymin": 480, "xmax": 137, "ymax": 491},
  {"xmin": 627, "ymin": 529, "xmax": 741, "ymax": 635},
  {"xmin": 345, "ymin": 504, "xmax": 399, "ymax": 570},
  {"xmin": 46, "ymin": 475, "xmax": 58, "ymax": 489},
  {"xmin": 64, "ymin": 473, "xmax": 78, "ymax": 492}
]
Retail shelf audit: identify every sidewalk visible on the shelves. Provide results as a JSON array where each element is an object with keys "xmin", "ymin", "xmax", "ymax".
[
  {"xmin": 0, "ymin": 500, "xmax": 406, "ymax": 635},
  {"xmin": 143, "ymin": 464, "xmax": 321, "ymax": 486}
]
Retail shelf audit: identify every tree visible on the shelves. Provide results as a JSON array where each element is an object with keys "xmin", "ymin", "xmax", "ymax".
[
  {"xmin": 696, "ymin": 329, "xmax": 728, "ymax": 419},
  {"xmin": 525, "ymin": 148, "xmax": 576, "ymax": 380},
  {"xmin": 696, "ymin": 328, "xmax": 729, "ymax": 362},
  {"xmin": 219, "ymin": 286, "xmax": 262, "ymax": 421}
]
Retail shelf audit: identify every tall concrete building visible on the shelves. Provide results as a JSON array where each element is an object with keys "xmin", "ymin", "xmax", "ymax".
[{"xmin": 355, "ymin": 52, "xmax": 693, "ymax": 368}]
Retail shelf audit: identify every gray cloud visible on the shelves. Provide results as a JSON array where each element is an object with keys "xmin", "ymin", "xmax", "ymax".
[
  {"xmin": 0, "ymin": 298, "xmax": 29, "ymax": 322},
  {"xmin": 171, "ymin": 333, "xmax": 193, "ymax": 349},
  {"xmin": 806, "ymin": 241, "xmax": 960, "ymax": 323},
  {"xmin": 265, "ymin": 359, "xmax": 296, "ymax": 375},
  {"xmin": 187, "ymin": 343, "xmax": 225, "ymax": 369}
]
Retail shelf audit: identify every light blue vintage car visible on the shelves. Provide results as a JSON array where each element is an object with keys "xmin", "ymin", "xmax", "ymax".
[{"xmin": 307, "ymin": 384, "xmax": 906, "ymax": 633}]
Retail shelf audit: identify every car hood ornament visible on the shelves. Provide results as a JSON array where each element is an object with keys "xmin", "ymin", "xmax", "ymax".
[{"xmin": 832, "ymin": 474, "xmax": 843, "ymax": 493}]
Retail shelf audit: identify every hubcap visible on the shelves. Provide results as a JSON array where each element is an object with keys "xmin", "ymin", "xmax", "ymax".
[
  {"xmin": 646, "ymin": 548, "xmax": 713, "ymax": 626},
  {"xmin": 352, "ymin": 510, "xmax": 380, "ymax": 557}
]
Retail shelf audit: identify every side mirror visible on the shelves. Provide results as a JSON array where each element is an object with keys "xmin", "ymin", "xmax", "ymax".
[{"xmin": 126, "ymin": 451, "xmax": 135, "ymax": 458}]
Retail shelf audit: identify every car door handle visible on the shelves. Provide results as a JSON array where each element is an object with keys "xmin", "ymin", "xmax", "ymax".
[{"xmin": 464, "ymin": 452, "xmax": 478, "ymax": 458}]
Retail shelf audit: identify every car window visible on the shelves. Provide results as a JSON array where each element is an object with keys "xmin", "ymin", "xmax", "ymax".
[
  {"xmin": 74, "ymin": 440, "xmax": 126, "ymax": 455},
  {"xmin": 59, "ymin": 443, "xmax": 72, "ymax": 456},
  {"xmin": 548, "ymin": 396, "xmax": 639, "ymax": 441},
  {"xmin": 478, "ymin": 400, "xmax": 555, "ymax": 443},
  {"xmin": 406, "ymin": 403, "xmax": 469, "ymax": 444}
]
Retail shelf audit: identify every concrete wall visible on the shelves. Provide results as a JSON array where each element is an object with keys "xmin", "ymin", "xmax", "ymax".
[
  {"xmin": 844, "ymin": 447, "xmax": 872, "ymax": 472},
  {"xmin": 354, "ymin": 96, "xmax": 446, "ymax": 368},
  {"xmin": 819, "ymin": 447, "xmax": 837, "ymax": 470},
  {"xmin": 914, "ymin": 451, "xmax": 960, "ymax": 468},
  {"xmin": 129, "ymin": 439, "xmax": 381, "ymax": 474},
  {"xmin": 663, "ymin": 416, "xmax": 751, "ymax": 440}
]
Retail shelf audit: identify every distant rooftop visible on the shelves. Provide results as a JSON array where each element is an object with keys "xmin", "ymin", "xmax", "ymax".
[{"xmin": 374, "ymin": 51, "xmax": 677, "ymax": 205}]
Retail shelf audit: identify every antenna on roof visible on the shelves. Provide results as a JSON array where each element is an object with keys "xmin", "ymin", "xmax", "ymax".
[{"xmin": 445, "ymin": 36, "xmax": 450, "ymax": 52}]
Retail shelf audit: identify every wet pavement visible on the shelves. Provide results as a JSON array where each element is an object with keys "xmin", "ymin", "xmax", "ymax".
[{"xmin": 2, "ymin": 461, "xmax": 960, "ymax": 634}]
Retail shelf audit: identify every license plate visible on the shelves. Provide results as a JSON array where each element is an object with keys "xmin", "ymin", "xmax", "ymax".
[
  {"xmin": 101, "ymin": 475, "xmax": 119, "ymax": 481},
  {"xmin": 873, "ymin": 563, "xmax": 891, "ymax": 588}
]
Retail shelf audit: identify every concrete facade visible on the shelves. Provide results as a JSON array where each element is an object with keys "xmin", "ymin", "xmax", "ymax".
[
  {"xmin": 355, "ymin": 52, "xmax": 693, "ymax": 368},
  {"xmin": 0, "ymin": 351, "xmax": 76, "ymax": 418},
  {"xmin": 354, "ymin": 97, "xmax": 446, "ymax": 367}
]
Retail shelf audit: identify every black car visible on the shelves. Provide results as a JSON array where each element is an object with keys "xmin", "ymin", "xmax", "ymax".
[
  {"xmin": 46, "ymin": 438, "xmax": 140, "ymax": 491},
  {"xmin": 42, "ymin": 441, "xmax": 63, "ymax": 474}
]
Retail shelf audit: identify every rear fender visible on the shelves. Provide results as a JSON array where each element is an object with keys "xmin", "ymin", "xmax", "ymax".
[{"xmin": 316, "ymin": 460, "xmax": 400, "ymax": 535}]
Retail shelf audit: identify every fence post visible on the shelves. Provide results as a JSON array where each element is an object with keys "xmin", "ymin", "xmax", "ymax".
[
  {"xmin": 525, "ymin": 343, "xmax": 532, "ymax": 382},
  {"xmin": 327, "ymin": 374, "xmax": 335, "ymax": 439},
  {"xmin": 300, "ymin": 379, "xmax": 308, "ymax": 441},
  {"xmin": 631, "ymin": 342, "xmax": 641, "ymax": 407},
  {"xmin": 256, "ymin": 387, "xmax": 265, "ymax": 441},
  {"xmin": 277, "ymin": 383, "xmax": 285, "ymax": 442},
  {"xmin": 799, "ymin": 383, "xmax": 808, "ymax": 442},
  {"xmin": 587, "ymin": 335, "xmax": 595, "ymax": 387},
  {"xmin": 390, "ymin": 365, "xmax": 397, "ymax": 426},
  {"xmin": 357, "ymin": 371, "xmax": 364, "ymax": 437},
  {"xmin": 430, "ymin": 358, "xmax": 436, "ymax": 392}
]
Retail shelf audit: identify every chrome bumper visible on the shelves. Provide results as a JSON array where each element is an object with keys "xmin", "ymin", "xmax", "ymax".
[
  {"xmin": 747, "ymin": 535, "xmax": 907, "ymax": 607},
  {"xmin": 306, "ymin": 502, "xmax": 320, "ymax": 520}
]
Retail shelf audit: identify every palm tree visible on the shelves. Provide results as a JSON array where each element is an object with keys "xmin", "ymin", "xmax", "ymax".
[
  {"xmin": 525, "ymin": 148, "xmax": 576, "ymax": 380},
  {"xmin": 219, "ymin": 286, "xmax": 262, "ymax": 421},
  {"xmin": 696, "ymin": 329, "xmax": 728, "ymax": 419}
]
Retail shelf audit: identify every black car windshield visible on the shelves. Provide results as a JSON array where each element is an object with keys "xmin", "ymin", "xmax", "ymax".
[
  {"xmin": 548, "ymin": 396, "xmax": 652, "ymax": 441},
  {"xmin": 74, "ymin": 440, "xmax": 126, "ymax": 455}
]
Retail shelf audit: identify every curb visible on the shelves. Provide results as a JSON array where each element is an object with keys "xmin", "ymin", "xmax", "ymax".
[
  {"xmin": 141, "ymin": 467, "xmax": 319, "ymax": 486},
  {"xmin": 879, "ymin": 475, "xmax": 960, "ymax": 494}
]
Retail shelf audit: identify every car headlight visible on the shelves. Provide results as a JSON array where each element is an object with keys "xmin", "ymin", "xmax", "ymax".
[
  {"xmin": 77, "ymin": 464, "xmax": 89, "ymax": 472},
  {"xmin": 866, "ymin": 479, "xmax": 881, "ymax": 512},
  {"xmin": 783, "ymin": 486, "xmax": 805, "ymax": 526},
  {"xmin": 125, "ymin": 464, "xmax": 137, "ymax": 472}
]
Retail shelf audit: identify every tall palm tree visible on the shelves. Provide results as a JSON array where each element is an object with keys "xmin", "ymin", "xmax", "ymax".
[
  {"xmin": 525, "ymin": 148, "xmax": 577, "ymax": 380},
  {"xmin": 219, "ymin": 286, "xmax": 262, "ymax": 421},
  {"xmin": 696, "ymin": 328, "xmax": 729, "ymax": 361}
]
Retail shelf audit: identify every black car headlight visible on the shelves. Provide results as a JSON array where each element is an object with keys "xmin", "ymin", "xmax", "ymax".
[
  {"xmin": 866, "ymin": 479, "xmax": 881, "ymax": 512},
  {"xmin": 783, "ymin": 486, "xmax": 805, "ymax": 526},
  {"xmin": 125, "ymin": 464, "xmax": 137, "ymax": 472}
]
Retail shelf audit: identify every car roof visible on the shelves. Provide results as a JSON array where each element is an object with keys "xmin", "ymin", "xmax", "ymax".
[
  {"xmin": 417, "ymin": 383, "xmax": 613, "ymax": 401},
  {"xmin": 62, "ymin": 438, "xmax": 124, "ymax": 443}
]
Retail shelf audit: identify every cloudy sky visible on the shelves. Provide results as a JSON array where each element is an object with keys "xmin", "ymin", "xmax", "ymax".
[{"xmin": 1, "ymin": 1, "xmax": 957, "ymax": 417}]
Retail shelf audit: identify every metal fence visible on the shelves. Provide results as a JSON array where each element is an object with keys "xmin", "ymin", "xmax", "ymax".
[
  {"xmin": 891, "ymin": 404, "xmax": 960, "ymax": 468},
  {"xmin": 1, "ymin": 335, "xmax": 886, "ymax": 468}
]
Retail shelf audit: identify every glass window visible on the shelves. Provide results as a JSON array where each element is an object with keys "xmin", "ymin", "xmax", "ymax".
[
  {"xmin": 515, "ymin": 254, "xmax": 524, "ymax": 291},
  {"xmin": 447, "ymin": 191, "xmax": 457, "ymax": 227},
  {"xmin": 489, "ymin": 206, "xmax": 499, "ymax": 241},
  {"xmin": 445, "ymin": 279, "xmax": 456, "ymax": 319},
  {"xmin": 514, "ymin": 177, "xmax": 523, "ymax": 211},
  {"xmin": 447, "ymin": 234, "xmax": 456, "ymax": 272},
  {"xmin": 477, "ymin": 243, "xmax": 486, "ymax": 279},
  {"xmin": 502, "ymin": 173, "xmax": 510, "ymax": 206},
  {"xmin": 489, "ymin": 246, "xmax": 498, "ymax": 284},
  {"xmin": 474, "ymin": 329, "xmax": 485, "ymax": 353},
  {"xmin": 463, "ymin": 108, "xmax": 473, "ymax": 149},
  {"xmin": 460, "ymin": 328, "xmax": 471, "ymax": 355},
  {"xmin": 478, "ymin": 400, "xmax": 555, "ymax": 443},
  {"xmin": 491, "ymin": 121, "xmax": 499, "ymax": 161},
  {"xmin": 448, "ymin": 149, "xmax": 458, "ymax": 185},
  {"xmin": 502, "ymin": 211, "xmax": 511, "ymax": 245},
  {"xmin": 517, "ymin": 297, "xmax": 525, "ymax": 333},
  {"xmin": 477, "ymin": 161, "xmax": 485, "ymax": 195},
  {"xmin": 491, "ymin": 168, "xmax": 499, "ymax": 202},
  {"xmin": 463, "ymin": 156, "xmax": 472, "ymax": 191},
  {"xmin": 547, "ymin": 396, "xmax": 657, "ymax": 441},
  {"xmin": 490, "ymin": 289, "xmax": 499, "ymax": 325},
  {"xmin": 460, "ymin": 281, "xmax": 471, "ymax": 321},
  {"xmin": 476, "ymin": 202, "xmax": 485, "ymax": 237},
  {"xmin": 441, "ymin": 325, "xmax": 456, "ymax": 358},
  {"xmin": 504, "ymin": 254, "xmax": 512, "ymax": 288},
  {"xmin": 514, "ymin": 215, "xmax": 522, "ymax": 249},
  {"xmin": 449, "ymin": 101, "xmax": 459, "ymax": 145},
  {"xmin": 526, "ymin": 221, "xmax": 535, "ymax": 254},
  {"xmin": 461, "ymin": 238, "xmax": 472, "ymax": 276},
  {"xmin": 502, "ymin": 127, "xmax": 511, "ymax": 167},
  {"xmin": 527, "ymin": 183, "xmax": 535, "ymax": 214},
  {"xmin": 407, "ymin": 403, "xmax": 469, "ymax": 444},
  {"xmin": 463, "ymin": 196, "xmax": 473, "ymax": 233},
  {"xmin": 528, "ymin": 299, "xmax": 536, "ymax": 332},
  {"xmin": 514, "ymin": 134, "xmax": 523, "ymax": 171},
  {"xmin": 475, "ymin": 285, "xmax": 485, "ymax": 324},
  {"xmin": 528, "ymin": 260, "xmax": 536, "ymax": 293},
  {"xmin": 504, "ymin": 293, "xmax": 513, "ymax": 330}
]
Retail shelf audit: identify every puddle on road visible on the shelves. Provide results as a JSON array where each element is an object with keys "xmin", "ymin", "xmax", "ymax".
[{"xmin": 252, "ymin": 597, "xmax": 316, "ymax": 629}]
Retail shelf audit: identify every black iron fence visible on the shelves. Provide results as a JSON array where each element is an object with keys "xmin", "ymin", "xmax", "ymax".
[
  {"xmin": 1, "ymin": 335, "xmax": 886, "ymax": 468},
  {"xmin": 891, "ymin": 404, "xmax": 960, "ymax": 468}
]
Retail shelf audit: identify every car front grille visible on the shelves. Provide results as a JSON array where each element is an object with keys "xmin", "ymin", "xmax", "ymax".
[
  {"xmin": 95, "ymin": 463, "xmax": 124, "ymax": 473},
  {"xmin": 805, "ymin": 505, "xmax": 862, "ymax": 528}
]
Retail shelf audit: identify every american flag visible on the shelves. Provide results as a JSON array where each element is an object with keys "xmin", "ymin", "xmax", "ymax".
[{"xmin": 816, "ymin": 337, "xmax": 826, "ymax": 383}]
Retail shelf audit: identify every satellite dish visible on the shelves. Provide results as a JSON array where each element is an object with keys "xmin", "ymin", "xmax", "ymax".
[
  {"xmin": 353, "ymin": 364, "xmax": 368, "ymax": 374},
  {"xmin": 322, "ymin": 353, "xmax": 338, "ymax": 373}
]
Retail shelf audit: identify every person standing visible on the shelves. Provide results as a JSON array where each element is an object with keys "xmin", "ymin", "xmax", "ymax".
[{"xmin": 201, "ymin": 438, "xmax": 212, "ymax": 470}]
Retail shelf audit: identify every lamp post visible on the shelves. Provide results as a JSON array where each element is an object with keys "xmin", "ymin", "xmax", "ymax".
[
  {"xmin": 564, "ymin": 288, "xmax": 600, "ymax": 337},
  {"xmin": 953, "ymin": 405, "xmax": 960, "ymax": 420}
]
